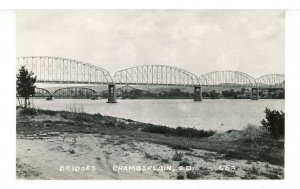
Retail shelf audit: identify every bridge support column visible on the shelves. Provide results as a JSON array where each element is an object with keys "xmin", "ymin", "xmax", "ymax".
[
  {"xmin": 251, "ymin": 87, "xmax": 259, "ymax": 100},
  {"xmin": 194, "ymin": 86, "xmax": 203, "ymax": 102},
  {"xmin": 107, "ymin": 84, "xmax": 117, "ymax": 103}
]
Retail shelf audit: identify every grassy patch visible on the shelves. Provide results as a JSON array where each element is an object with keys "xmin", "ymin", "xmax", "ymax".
[
  {"xmin": 16, "ymin": 160, "xmax": 42, "ymax": 179},
  {"xmin": 171, "ymin": 145, "xmax": 193, "ymax": 151},
  {"xmin": 141, "ymin": 125, "xmax": 216, "ymax": 139},
  {"xmin": 186, "ymin": 167, "xmax": 210, "ymax": 179},
  {"xmin": 18, "ymin": 107, "xmax": 57, "ymax": 116},
  {"xmin": 208, "ymin": 125, "xmax": 284, "ymax": 165},
  {"xmin": 209, "ymin": 125, "xmax": 272, "ymax": 144},
  {"xmin": 145, "ymin": 153, "xmax": 160, "ymax": 160},
  {"xmin": 215, "ymin": 169, "xmax": 237, "ymax": 177}
]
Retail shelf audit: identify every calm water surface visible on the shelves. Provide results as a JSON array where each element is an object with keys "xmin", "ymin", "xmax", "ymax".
[{"xmin": 29, "ymin": 99, "xmax": 284, "ymax": 131}]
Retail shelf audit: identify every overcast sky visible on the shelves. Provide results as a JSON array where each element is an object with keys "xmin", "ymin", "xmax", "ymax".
[{"xmin": 17, "ymin": 10, "xmax": 285, "ymax": 78}]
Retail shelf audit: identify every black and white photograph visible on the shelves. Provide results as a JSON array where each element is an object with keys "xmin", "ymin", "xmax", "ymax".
[{"xmin": 14, "ymin": 9, "xmax": 285, "ymax": 180}]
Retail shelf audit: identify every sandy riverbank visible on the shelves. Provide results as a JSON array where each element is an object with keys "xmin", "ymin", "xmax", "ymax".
[{"xmin": 16, "ymin": 107, "xmax": 284, "ymax": 180}]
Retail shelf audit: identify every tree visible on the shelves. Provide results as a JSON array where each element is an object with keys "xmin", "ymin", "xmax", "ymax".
[
  {"xmin": 16, "ymin": 66, "xmax": 37, "ymax": 108},
  {"xmin": 209, "ymin": 90, "xmax": 220, "ymax": 99},
  {"xmin": 261, "ymin": 108, "xmax": 285, "ymax": 139}
]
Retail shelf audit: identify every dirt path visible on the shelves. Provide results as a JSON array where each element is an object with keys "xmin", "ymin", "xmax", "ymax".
[{"xmin": 16, "ymin": 133, "xmax": 284, "ymax": 180}]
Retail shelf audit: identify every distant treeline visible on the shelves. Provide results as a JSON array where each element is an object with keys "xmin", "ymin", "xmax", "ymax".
[{"xmin": 118, "ymin": 88, "xmax": 285, "ymax": 99}]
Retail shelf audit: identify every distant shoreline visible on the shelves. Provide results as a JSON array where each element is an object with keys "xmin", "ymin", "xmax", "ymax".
[{"xmin": 25, "ymin": 96, "xmax": 285, "ymax": 100}]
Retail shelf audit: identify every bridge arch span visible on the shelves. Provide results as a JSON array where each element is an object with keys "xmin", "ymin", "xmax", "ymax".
[
  {"xmin": 16, "ymin": 56, "xmax": 113, "ymax": 84},
  {"xmin": 35, "ymin": 87, "xmax": 52, "ymax": 97},
  {"xmin": 53, "ymin": 87, "xmax": 99, "ymax": 98},
  {"xmin": 114, "ymin": 65, "xmax": 200, "ymax": 86},
  {"xmin": 16, "ymin": 87, "xmax": 51, "ymax": 97},
  {"xmin": 199, "ymin": 70, "xmax": 256, "ymax": 87},
  {"xmin": 256, "ymin": 74, "xmax": 285, "ymax": 88}
]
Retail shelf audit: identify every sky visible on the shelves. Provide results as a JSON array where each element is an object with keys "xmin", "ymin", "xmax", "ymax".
[{"xmin": 17, "ymin": 10, "xmax": 285, "ymax": 78}]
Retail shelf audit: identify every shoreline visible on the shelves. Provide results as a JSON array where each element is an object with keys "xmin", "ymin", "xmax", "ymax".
[{"xmin": 16, "ymin": 107, "xmax": 284, "ymax": 180}]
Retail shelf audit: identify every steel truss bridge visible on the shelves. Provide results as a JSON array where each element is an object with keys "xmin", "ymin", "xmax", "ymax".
[
  {"xmin": 17, "ymin": 56, "xmax": 285, "ymax": 102},
  {"xmin": 16, "ymin": 56, "xmax": 113, "ymax": 84},
  {"xmin": 113, "ymin": 65, "xmax": 200, "ymax": 86}
]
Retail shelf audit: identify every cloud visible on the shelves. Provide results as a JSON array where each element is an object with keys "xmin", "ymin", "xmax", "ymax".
[{"xmin": 16, "ymin": 10, "xmax": 285, "ymax": 78}]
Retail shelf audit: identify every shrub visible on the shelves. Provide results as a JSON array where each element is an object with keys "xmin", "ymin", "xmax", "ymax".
[
  {"xmin": 161, "ymin": 158, "xmax": 170, "ymax": 164},
  {"xmin": 94, "ymin": 113, "xmax": 103, "ymax": 118},
  {"xmin": 248, "ymin": 165, "xmax": 259, "ymax": 175},
  {"xmin": 145, "ymin": 153, "xmax": 160, "ymax": 160},
  {"xmin": 105, "ymin": 120, "xmax": 117, "ymax": 127},
  {"xmin": 19, "ymin": 107, "xmax": 38, "ymax": 116},
  {"xmin": 18, "ymin": 107, "xmax": 57, "ymax": 116},
  {"xmin": 186, "ymin": 169, "xmax": 203, "ymax": 179},
  {"xmin": 68, "ymin": 149, "xmax": 76, "ymax": 154},
  {"xmin": 141, "ymin": 125, "xmax": 216, "ymax": 138},
  {"xmin": 199, "ymin": 166, "xmax": 210, "ymax": 175},
  {"xmin": 176, "ymin": 171, "xmax": 185, "ymax": 179},
  {"xmin": 60, "ymin": 111, "xmax": 95, "ymax": 123},
  {"xmin": 172, "ymin": 151, "xmax": 183, "ymax": 161},
  {"xmin": 39, "ymin": 109, "xmax": 57, "ymax": 116},
  {"xmin": 179, "ymin": 158, "xmax": 191, "ymax": 166},
  {"xmin": 261, "ymin": 108, "xmax": 285, "ymax": 139},
  {"xmin": 175, "ymin": 127, "xmax": 216, "ymax": 138}
]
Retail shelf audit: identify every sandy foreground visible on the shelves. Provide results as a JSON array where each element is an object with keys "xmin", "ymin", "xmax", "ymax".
[{"xmin": 16, "ymin": 133, "xmax": 284, "ymax": 180}]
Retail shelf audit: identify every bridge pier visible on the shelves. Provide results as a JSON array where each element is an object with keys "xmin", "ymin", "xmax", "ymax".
[
  {"xmin": 251, "ymin": 87, "xmax": 259, "ymax": 100},
  {"xmin": 194, "ymin": 86, "xmax": 203, "ymax": 102},
  {"xmin": 107, "ymin": 84, "xmax": 117, "ymax": 103},
  {"xmin": 46, "ymin": 96, "xmax": 53, "ymax": 101}
]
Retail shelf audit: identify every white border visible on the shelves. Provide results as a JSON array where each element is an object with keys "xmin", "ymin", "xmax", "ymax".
[
  {"xmin": 1, "ymin": 5, "xmax": 300, "ymax": 189},
  {"xmin": 0, "ymin": 0, "xmax": 299, "ymax": 9},
  {"xmin": 285, "ymin": 9, "xmax": 300, "ymax": 182},
  {"xmin": 0, "ymin": 9, "xmax": 16, "ymax": 184}
]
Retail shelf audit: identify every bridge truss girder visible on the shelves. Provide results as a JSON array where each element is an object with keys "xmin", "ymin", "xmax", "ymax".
[
  {"xmin": 16, "ymin": 56, "xmax": 113, "ymax": 84},
  {"xmin": 199, "ymin": 70, "xmax": 256, "ymax": 88},
  {"xmin": 53, "ymin": 87, "xmax": 98, "ymax": 98},
  {"xmin": 16, "ymin": 57, "xmax": 285, "ymax": 90},
  {"xmin": 256, "ymin": 74, "xmax": 285, "ymax": 88},
  {"xmin": 114, "ymin": 65, "xmax": 200, "ymax": 86}
]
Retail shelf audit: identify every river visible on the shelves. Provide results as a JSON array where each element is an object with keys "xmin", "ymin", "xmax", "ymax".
[{"xmin": 26, "ymin": 98, "xmax": 284, "ymax": 131}]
